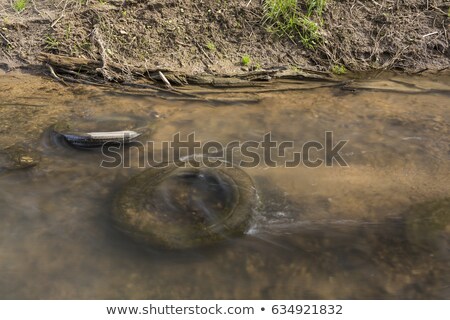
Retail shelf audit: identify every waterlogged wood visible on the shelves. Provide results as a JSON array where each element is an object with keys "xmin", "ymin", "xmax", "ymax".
[
  {"xmin": 186, "ymin": 75, "xmax": 260, "ymax": 88},
  {"xmin": 235, "ymin": 69, "xmax": 279, "ymax": 81},
  {"xmin": 39, "ymin": 53, "xmax": 335, "ymax": 87},
  {"xmin": 38, "ymin": 53, "xmax": 102, "ymax": 73},
  {"xmin": 276, "ymin": 70, "xmax": 338, "ymax": 82},
  {"xmin": 211, "ymin": 77, "xmax": 260, "ymax": 88},
  {"xmin": 186, "ymin": 75, "xmax": 215, "ymax": 85}
]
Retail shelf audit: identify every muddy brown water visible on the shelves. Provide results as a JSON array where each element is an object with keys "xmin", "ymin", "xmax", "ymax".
[{"xmin": 0, "ymin": 72, "xmax": 449, "ymax": 299}]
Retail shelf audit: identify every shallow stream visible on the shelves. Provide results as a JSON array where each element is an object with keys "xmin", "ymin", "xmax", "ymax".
[{"xmin": 0, "ymin": 72, "xmax": 449, "ymax": 299}]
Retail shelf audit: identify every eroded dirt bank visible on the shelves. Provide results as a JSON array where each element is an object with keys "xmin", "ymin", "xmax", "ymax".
[{"xmin": 0, "ymin": 0, "xmax": 449, "ymax": 84}]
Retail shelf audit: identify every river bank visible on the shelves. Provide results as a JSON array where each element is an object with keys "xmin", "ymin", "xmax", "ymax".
[{"xmin": 0, "ymin": 0, "xmax": 449, "ymax": 85}]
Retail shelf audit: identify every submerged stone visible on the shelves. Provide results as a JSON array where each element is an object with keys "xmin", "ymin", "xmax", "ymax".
[
  {"xmin": 405, "ymin": 198, "xmax": 450, "ymax": 246},
  {"xmin": 112, "ymin": 161, "xmax": 257, "ymax": 249},
  {"xmin": 0, "ymin": 144, "xmax": 40, "ymax": 173},
  {"xmin": 53, "ymin": 115, "xmax": 148, "ymax": 148}
]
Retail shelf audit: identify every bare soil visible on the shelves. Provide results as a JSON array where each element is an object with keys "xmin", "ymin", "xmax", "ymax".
[{"xmin": 0, "ymin": 0, "xmax": 449, "ymax": 84}]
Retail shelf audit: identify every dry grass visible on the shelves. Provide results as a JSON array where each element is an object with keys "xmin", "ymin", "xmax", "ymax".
[{"xmin": 318, "ymin": 0, "xmax": 449, "ymax": 71}]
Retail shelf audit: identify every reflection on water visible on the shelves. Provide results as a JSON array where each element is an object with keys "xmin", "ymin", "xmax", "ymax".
[{"xmin": 0, "ymin": 73, "xmax": 449, "ymax": 299}]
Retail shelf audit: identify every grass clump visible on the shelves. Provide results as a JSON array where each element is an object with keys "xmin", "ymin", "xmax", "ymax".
[
  {"xmin": 263, "ymin": 0, "xmax": 326, "ymax": 49},
  {"xmin": 241, "ymin": 54, "xmax": 251, "ymax": 66},
  {"xmin": 44, "ymin": 36, "xmax": 59, "ymax": 50},
  {"xmin": 331, "ymin": 64, "xmax": 347, "ymax": 75},
  {"xmin": 12, "ymin": 0, "xmax": 28, "ymax": 12},
  {"xmin": 306, "ymin": 0, "xmax": 326, "ymax": 16},
  {"xmin": 205, "ymin": 41, "xmax": 216, "ymax": 52}
]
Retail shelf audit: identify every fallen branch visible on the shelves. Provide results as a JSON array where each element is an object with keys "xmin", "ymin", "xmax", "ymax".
[
  {"xmin": 93, "ymin": 26, "xmax": 113, "ymax": 80},
  {"xmin": 38, "ymin": 52, "xmax": 102, "ymax": 72}
]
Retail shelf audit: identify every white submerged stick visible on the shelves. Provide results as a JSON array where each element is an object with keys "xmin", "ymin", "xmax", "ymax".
[{"xmin": 158, "ymin": 71, "xmax": 173, "ymax": 89}]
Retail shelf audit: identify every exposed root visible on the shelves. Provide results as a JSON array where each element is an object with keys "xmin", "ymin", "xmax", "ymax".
[{"xmin": 47, "ymin": 63, "xmax": 67, "ymax": 86}]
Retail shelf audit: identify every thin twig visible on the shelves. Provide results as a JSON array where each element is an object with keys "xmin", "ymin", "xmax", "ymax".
[
  {"xmin": 158, "ymin": 71, "xmax": 173, "ymax": 89},
  {"xmin": 0, "ymin": 31, "xmax": 13, "ymax": 47},
  {"xmin": 51, "ymin": 0, "xmax": 69, "ymax": 28},
  {"xmin": 30, "ymin": 0, "xmax": 44, "ymax": 17},
  {"xmin": 430, "ymin": 5, "xmax": 446, "ymax": 15},
  {"xmin": 175, "ymin": 40, "xmax": 188, "ymax": 46},
  {"xmin": 422, "ymin": 31, "xmax": 438, "ymax": 38},
  {"xmin": 47, "ymin": 64, "xmax": 68, "ymax": 86},
  {"xmin": 51, "ymin": 14, "xmax": 65, "ymax": 28},
  {"xmin": 194, "ymin": 40, "xmax": 214, "ymax": 64},
  {"xmin": 93, "ymin": 25, "xmax": 112, "ymax": 80}
]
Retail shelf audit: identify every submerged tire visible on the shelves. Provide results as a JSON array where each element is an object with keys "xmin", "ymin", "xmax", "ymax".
[{"xmin": 112, "ymin": 161, "xmax": 257, "ymax": 249}]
